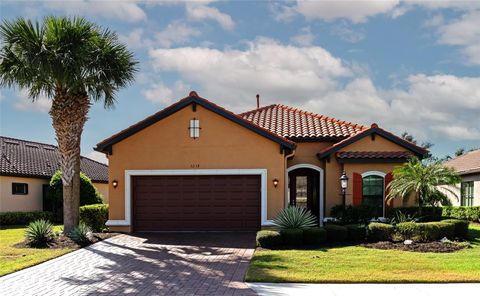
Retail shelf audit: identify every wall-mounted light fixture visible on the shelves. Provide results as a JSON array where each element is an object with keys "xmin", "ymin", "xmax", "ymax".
[
  {"xmin": 273, "ymin": 178, "xmax": 279, "ymax": 188},
  {"xmin": 339, "ymin": 171, "xmax": 348, "ymax": 208},
  {"xmin": 189, "ymin": 118, "xmax": 200, "ymax": 139},
  {"xmin": 112, "ymin": 180, "xmax": 118, "ymax": 188}
]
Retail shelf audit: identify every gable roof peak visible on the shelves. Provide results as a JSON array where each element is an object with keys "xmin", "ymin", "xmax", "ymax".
[{"xmin": 189, "ymin": 91, "xmax": 199, "ymax": 97}]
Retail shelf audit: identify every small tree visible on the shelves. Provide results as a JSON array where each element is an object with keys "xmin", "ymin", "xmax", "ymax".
[{"xmin": 386, "ymin": 157, "xmax": 460, "ymax": 212}]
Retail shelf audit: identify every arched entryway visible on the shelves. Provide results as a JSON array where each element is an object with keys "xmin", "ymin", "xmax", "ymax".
[{"xmin": 287, "ymin": 164, "xmax": 324, "ymax": 225}]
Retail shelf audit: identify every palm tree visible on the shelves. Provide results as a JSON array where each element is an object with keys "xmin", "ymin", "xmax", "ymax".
[
  {"xmin": 386, "ymin": 157, "xmax": 460, "ymax": 212},
  {"xmin": 0, "ymin": 17, "xmax": 137, "ymax": 232}
]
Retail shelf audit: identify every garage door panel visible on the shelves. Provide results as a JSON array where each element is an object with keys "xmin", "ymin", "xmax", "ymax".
[{"xmin": 133, "ymin": 175, "xmax": 261, "ymax": 231}]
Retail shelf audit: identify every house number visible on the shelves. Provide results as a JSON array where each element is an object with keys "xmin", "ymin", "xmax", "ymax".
[{"xmin": 190, "ymin": 164, "xmax": 200, "ymax": 168}]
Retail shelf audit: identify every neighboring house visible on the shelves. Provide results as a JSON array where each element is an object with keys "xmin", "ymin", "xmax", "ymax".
[
  {"xmin": 442, "ymin": 150, "xmax": 480, "ymax": 206},
  {"xmin": 0, "ymin": 136, "xmax": 109, "ymax": 213},
  {"xmin": 95, "ymin": 92, "xmax": 426, "ymax": 232}
]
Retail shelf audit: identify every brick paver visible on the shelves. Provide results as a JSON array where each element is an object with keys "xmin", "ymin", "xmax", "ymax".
[{"xmin": 0, "ymin": 232, "xmax": 257, "ymax": 296}]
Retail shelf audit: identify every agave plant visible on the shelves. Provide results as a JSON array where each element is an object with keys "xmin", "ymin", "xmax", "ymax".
[
  {"xmin": 69, "ymin": 222, "xmax": 93, "ymax": 244},
  {"xmin": 25, "ymin": 219, "xmax": 55, "ymax": 246},
  {"xmin": 272, "ymin": 206, "xmax": 317, "ymax": 230}
]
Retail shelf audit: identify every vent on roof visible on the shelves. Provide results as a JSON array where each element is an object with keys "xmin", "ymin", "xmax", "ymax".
[
  {"xmin": 25, "ymin": 144, "xmax": 39, "ymax": 148},
  {"xmin": 4, "ymin": 140, "xmax": 19, "ymax": 145},
  {"xmin": 43, "ymin": 146, "xmax": 55, "ymax": 150}
]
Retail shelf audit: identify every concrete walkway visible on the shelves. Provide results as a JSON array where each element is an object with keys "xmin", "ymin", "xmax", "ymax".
[
  {"xmin": 0, "ymin": 233, "xmax": 257, "ymax": 296},
  {"xmin": 248, "ymin": 282, "xmax": 479, "ymax": 296}
]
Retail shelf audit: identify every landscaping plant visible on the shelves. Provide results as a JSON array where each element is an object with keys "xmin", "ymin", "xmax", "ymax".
[
  {"xmin": 256, "ymin": 230, "xmax": 283, "ymax": 248},
  {"xmin": 303, "ymin": 227, "xmax": 327, "ymax": 245},
  {"xmin": 79, "ymin": 204, "xmax": 109, "ymax": 232},
  {"xmin": 386, "ymin": 157, "xmax": 460, "ymax": 214},
  {"xmin": 25, "ymin": 219, "xmax": 55, "ymax": 246},
  {"xmin": 367, "ymin": 222, "xmax": 394, "ymax": 242},
  {"xmin": 272, "ymin": 206, "xmax": 317, "ymax": 230},
  {"xmin": 68, "ymin": 222, "xmax": 93, "ymax": 244},
  {"xmin": 324, "ymin": 224, "xmax": 348, "ymax": 242},
  {"xmin": 0, "ymin": 17, "xmax": 137, "ymax": 232}
]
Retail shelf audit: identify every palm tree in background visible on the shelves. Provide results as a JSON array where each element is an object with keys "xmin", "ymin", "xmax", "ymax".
[
  {"xmin": 386, "ymin": 157, "xmax": 460, "ymax": 211},
  {"xmin": 0, "ymin": 17, "xmax": 137, "ymax": 232}
]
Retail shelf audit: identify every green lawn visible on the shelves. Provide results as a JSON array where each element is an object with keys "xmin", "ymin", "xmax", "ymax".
[
  {"xmin": 0, "ymin": 225, "xmax": 74, "ymax": 277},
  {"xmin": 247, "ymin": 224, "xmax": 480, "ymax": 283}
]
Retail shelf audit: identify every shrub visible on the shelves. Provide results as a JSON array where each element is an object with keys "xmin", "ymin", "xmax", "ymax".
[
  {"xmin": 280, "ymin": 229, "xmax": 303, "ymax": 246},
  {"xmin": 396, "ymin": 221, "xmax": 458, "ymax": 242},
  {"xmin": 272, "ymin": 206, "xmax": 317, "ymax": 230},
  {"xmin": 45, "ymin": 171, "xmax": 104, "ymax": 220},
  {"xmin": 345, "ymin": 224, "xmax": 366, "ymax": 241},
  {"xmin": 79, "ymin": 204, "xmax": 109, "ymax": 232},
  {"xmin": 324, "ymin": 224, "xmax": 348, "ymax": 242},
  {"xmin": 442, "ymin": 219, "xmax": 470, "ymax": 239},
  {"xmin": 390, "ymin": 211, "xmax": 418, "ymax": 225},
  {"xmin": 392, "ymin": 207, "xmax": 442, "ymax": 221},
  {"xmin": 303, "ymin": 227, "xmax": 327, "ymax": 245},
  {"xmin": 69, "ymin": 222, "xmax": 93, "ymax": 244},
  {"xmin": 25, "ymin": 219, "xmax": 55, "ymax": 246},
  {"xmin": 330, "ymin": 205, "xmax": 376, "ymax": 224},
  {"xmin": 437, "ymin": 222, "xmax": 456, "ymax": 239},
  {"xmin": 256, "ymin": 230, "xmax": 282, "ymax": 248},
  {"xmin": 442, "ymin": 206, "xmax": 480, "ymax": 222},
  {"xmin": 0, "ymin": 211, "xmax": 53, "ymax": 226},
  {"xmin": 367, "ymin": 223, "xmax": 394, "ymax": 242}
]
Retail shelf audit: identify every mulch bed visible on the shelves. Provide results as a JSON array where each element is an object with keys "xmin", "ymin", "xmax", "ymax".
[
  {"xmin": 361, "ymin": 241, "xmax": 468, "ymax": 253},
  {"xmin": 14, "ymin": 232, "xmax": 118, "ymax": 249}
]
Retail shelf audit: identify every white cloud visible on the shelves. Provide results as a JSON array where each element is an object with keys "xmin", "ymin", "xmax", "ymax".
[
  {"xmin": 436, "ymin": 10, "xmax": 480, "ymax": 65},
  {"xmin": 84, "ymin": 151, "xmax": 108, "ymax": 165},
  {"xmin": 331, "ymin": 21, "xmax": 366, "ymax": 43},
  {"xmin": 14, "ymin": 90, "xmax": 51, "ymax": 113},
  {"xmin": 147, "ymin": 40, "xmax": 480, "ymax": 142},
  {"xmin": 155, "ymin": 21, "xmax": 201, "ymax": 47},
  {"xmin": 43, "ymin": 0, "xmax": 147, "ymax": 22},
  {"xmin": 290, "ymin": 27, "xmax": 314, "ymax": 46},
  {"xmin": 185, "ymin": 2, "xmax": 235, "ymax": 30},
  {"xmin": 142, "ymin": 80, "xmax": 190, "ymax": 105}
]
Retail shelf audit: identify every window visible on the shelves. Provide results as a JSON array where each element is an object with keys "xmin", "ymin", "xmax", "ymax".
[
  {"xmin": 362, "ymin": 175, "xmax": 384, "ymax": 217},
  {"xmin": 189, "ymin": 118, "xmax": 200, "ymax": 139},
  {"xmin": 461, "ymin": 182, "xmax": 474, "ymax": 206},
  {"xmin": 295, "ymin": 176, "xmax": 308, "ymax": 208},
  {"xmin": 12, "ymin": 183, "xmax": 28, "ymax": 195}
]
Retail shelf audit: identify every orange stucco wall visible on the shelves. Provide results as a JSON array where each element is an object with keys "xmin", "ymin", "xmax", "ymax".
[
  {"xmin": 324, "ymin": 135, "xmax": 417, "ymax": 215},
  {"xmin": 107, "ymin": 104, "xmax": 286, "ymax": 231},
  {"xmin": 94, "ymin": 182, "xmax": 109, "ymax": 203},
  {"xmin": 287, "ymin": 142, "xmax": 331, "ymax": 169}
]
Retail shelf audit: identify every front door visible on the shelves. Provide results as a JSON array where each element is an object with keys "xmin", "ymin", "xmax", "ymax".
[{"xmin": 288, "ymin": 168, "xmax": 320, "ymax": 219}]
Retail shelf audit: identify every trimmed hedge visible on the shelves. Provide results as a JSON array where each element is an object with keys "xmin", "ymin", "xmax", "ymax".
[
  {"xmin": 367, "ymin": 223, "xmax": 394, "ymax": 242},
  {"xmin": 324, "ymin": 224, "xmax": 348, "ymax": 242},
  {"xmin": 79, "ymin": 204, "xmax": 108, "ymax": 232},
  {"xmin": 0, "ymin": 211, "xmax": 53, "ymax": 226},
  {"xmin": 392, "ymin": 207, "xmax": 442, "ymax": 221},
  {"xmin": 280, "ymin": 229, "xmax": 303, "ymax": 246},
  {"xmin": 395, "ymin": 221, "xmax": 455, "ymax": 242},
  {"xmin": 442, "ymin": 206, "xmax": 480, "ymax": 222},
  {"xmin": 256, "ymin": 230, "xmax": 282, "ymax": 248},
  {"xmin": 303, "ymin": 227, "xmax": 327, "ymax": 245},
  {"xmin": 442, "ymin": 219, "xmax": 470, "ymax": 239},
  {"xmin": 345, "ymin": 224, "xmax": 366, "ymax": 241},
  {"xmin": 330, "ymin": 205, "xmax": 376, "ymax": 224}
]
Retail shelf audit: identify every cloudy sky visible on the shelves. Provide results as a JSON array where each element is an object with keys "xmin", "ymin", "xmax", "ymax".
[{"xmin": 1, "ymin": 0, "xmax": 479, "ymax": 163}]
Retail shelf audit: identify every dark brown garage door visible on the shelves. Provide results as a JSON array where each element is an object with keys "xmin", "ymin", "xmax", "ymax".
[{"xmin": 133, "ymin": 175, "xmax": 261, "ymax": 231}]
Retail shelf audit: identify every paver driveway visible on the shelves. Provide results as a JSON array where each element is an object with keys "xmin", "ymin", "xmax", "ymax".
[{"xmin": 0, "ymin": 232, "xmax": 257, "ymax": 296}]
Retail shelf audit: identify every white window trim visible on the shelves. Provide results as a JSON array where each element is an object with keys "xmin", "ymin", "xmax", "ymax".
[
  {"xmin": 106, "ymin": 169, "xmax": 269, "ymax": 227},
  {"xmin": 361, "ymin": 170, "xmax": 386, "ymax": 218},
  {"xmin": 286, "ymin": 164, "xmax": 325, "ymax": 226}
]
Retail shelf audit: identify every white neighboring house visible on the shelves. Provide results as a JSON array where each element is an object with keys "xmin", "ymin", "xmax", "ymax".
[
  {"xmin": 442, "ymin": 149, "xmax": 480, "ymax": 206},
  {"xmin": 0, "ymin": 136, "xmax": 109, "ymax": 213}
]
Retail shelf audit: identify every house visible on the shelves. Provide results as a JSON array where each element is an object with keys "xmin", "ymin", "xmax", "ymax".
[
  {"xmin": 442, "ymin": 150, "xmax": 480, "ymax": 206},
  {"xmin": 0, "ymin": 136, "xmax": 109, "ymax": 213},
  {"xmin": 95, "ymin": 92, "xmax": 426, "ymax": 232}
]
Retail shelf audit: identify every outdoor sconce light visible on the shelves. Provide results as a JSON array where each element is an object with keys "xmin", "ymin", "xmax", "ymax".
[
  {"xmin": 339, "ymin": 171, "xmax": 348, "ymax": 208},
  {"xmin": 273, "ymin": 179, "xmax": 279, "ymax": 188},
  {"xmin": 112, "ymin": 180, "xmax": 118, "ymax": 188},
  {"xmin": 189, "ymin": 118, "xmax": 200, "ymax": 139}
]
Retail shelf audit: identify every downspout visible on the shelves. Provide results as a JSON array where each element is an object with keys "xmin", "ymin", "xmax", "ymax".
[{"xmin": 284, "ymin": 148, "xmax": 296, "ymax": 209}]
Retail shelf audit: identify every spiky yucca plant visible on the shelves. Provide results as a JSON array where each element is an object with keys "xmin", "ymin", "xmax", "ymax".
[
  {"xmin": 69, "ymin": 222, "xmax": 93, "ymax": 244},
  {"xmin": 25, "ymin": 219, "xmax": 55, "ymax": 246},
  {"xmin": 272, "ymin": 206, "xmax": 317, "ymax": 230}
]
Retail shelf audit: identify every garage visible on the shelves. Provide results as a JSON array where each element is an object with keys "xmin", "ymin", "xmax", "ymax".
[{"xmin": 132, "ymin": 175, "xmax": 261, "ymax": 231}]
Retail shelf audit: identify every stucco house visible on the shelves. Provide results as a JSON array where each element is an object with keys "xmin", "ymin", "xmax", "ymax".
[
  {"xmin": 95, "ymin": 92, "xmax": 426, "ymax": 232},
  {"xmin": 0, "ymin": 136, "xmax": 109, "ymax": 213},
  {"xmin": 442, "ymin": 150, "xmax": 480, "ymax": 206}
]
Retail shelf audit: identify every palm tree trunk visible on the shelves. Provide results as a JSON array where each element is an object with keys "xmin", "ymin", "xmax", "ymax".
[{"xmin": 50, "ymin": 90, "xmax": 90, "ymax": 233}]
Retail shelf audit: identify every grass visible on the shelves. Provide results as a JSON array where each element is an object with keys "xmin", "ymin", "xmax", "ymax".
[
  {"xmin": 0, "ymin": 225, "xmax": 74, "ymax": 277},
  {"xmin": 247, "ymin": 223, "xmax": 480, "ymax": 283}
]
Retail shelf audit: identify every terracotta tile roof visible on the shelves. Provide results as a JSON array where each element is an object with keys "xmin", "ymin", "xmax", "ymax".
[
  {"xmin": 239, "ymin": 104, "xmax": 366, "ymax": 140},
  {"xmin": 444, "ymin": 149, "xmax": 480, "ymax": 175},
  {"xmin": 336, "ymin": 151, "xmax": 413, "ymax": 159},
  {"xmin": 318, "ymin": 123, "xmax": 428, "ymax": 158},
  {"xmin": 1, "ymin": 136, "xmax": 108, "ymax": 183}
]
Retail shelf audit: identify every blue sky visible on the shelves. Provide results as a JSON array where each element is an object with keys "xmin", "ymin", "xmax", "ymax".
[{"xmin": 1, "ymin": 0, "xmax": 479, "ymax": 163}]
